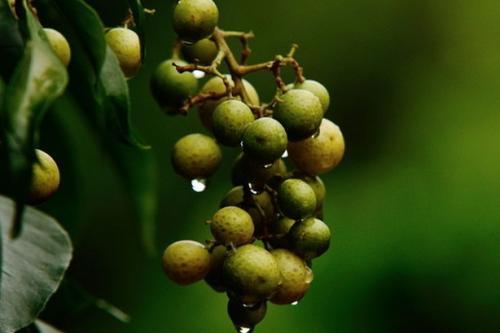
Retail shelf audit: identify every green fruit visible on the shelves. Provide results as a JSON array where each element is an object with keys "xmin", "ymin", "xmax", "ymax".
[
  {"xmin": 105, "ymin": 27, "xmax": 141, "ymax": 78},
  {"xmin": 182, "ymin": 38, "xmax": 218, "ymax": 65},
  {"xmin": 43, "ymin": 28, "xmax": 71, "ymax": 67},
  {"xmin": 227, "ymin": 299, "xmax": 267, "ymax": 329},
  {"xmin": 294, "ymin": 80, "xmax": 330, "ymax": 113},
  {"xmin": 162, "ymin": 240, "xmax": 210, "ymax": 285},
  {"xmin": 277, "ymin": 179, "xmax": 316, "ymax": 220},
  {"xmin": 212, "ymin": 99, "xmax": 255, "ymax": 146},
  {"xmin": 171, "ymin": 133, "xmax": 221, "ymax": 179},
  {"xmin": 270, "ymin": 249, "xmax": 313, "ymax": 305},
  {"xmin": 205, "ymin": 244, "xmax": 227, "ymax": 292},
  {"xmin": 289, "ymin": 218, "xmax": 331, "ymax": 259},
  {"xmin": 210, "ymin": 206, "xmax": 254, "ymax": 246},
  {"xmin": 231, "ymin": 153, "xmax": 287, "ymax": 188},
  {"xmin": 242, "ymin": 118, "xmax": 288, "ymax": 164},
  {"xmin": 151, "ymin": 59, "xmax": 198, "ymax": 112},
  {"xmin": 274, "ymin": 89, "xmax": 323, "ymax": 141},
  {"xmin": 223, "ymin": 244, "xmax": 281, "ymax": 304},
  {"xmin": 269, "ymin": 217, "xmax": 296, "ymax": 248},
  {"xmin": 288, "ymin": 118, "xmax": 345, "ymax": 175},
  {"xmin": 295, "ymin": 173, "xmax": 326, "ymax": 210},
  {"xmin": 198, "ymin": 76, "xmax": 260, "ymax": 129},
  {"xmin": 28, "ymin": 149, "xmax": 60, "ymax": 205},
  {"xmin": 173, "ymin": 0, "xmax": 219, "ymax": 43},
  {"xmin": 220, "ymin": 186, "xmax": 277, "ymax": 236}
]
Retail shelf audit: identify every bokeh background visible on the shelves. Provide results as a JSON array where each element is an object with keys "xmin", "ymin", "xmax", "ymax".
[{"xmin": 37, "ymin": 0, "xmax": 500, "ymax": 332}]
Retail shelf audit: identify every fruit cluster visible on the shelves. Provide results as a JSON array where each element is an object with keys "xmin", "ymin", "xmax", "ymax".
[{"xmin": 158, "ymin": 1, "xmax": 345, "ymax": 331}]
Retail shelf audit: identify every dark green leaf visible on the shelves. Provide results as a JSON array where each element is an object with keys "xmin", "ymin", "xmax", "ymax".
[
  {"xmin": 126, "ymin": 0, "xmax": 146, "ymax": 60},
  {"xmin": 0, "ymin": 0, "xmax": 24, "ymax": 81},
  {"xmin": 0, "ymin": 0, "xmax": 68, "ymax": 236},
  {"xmin": 0, "ymin": 195, "xmax": 73, "ymax": 333}
]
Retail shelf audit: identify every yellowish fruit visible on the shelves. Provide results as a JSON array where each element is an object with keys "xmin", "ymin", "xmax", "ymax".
[
  {"xmin": 105, "ymin": 27, "xmax": 141, "ymax": 78},
  {"xmin": 44, "ymin": 28, "xmax": 71, "ymax": 67},
  {"xmin": 28, "ymin": 149, "xmax": 60, "ymax": 204}
]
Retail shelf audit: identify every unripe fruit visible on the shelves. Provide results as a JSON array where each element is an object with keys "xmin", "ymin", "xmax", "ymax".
[
  {"xmin": 289, "ymin": 218, "xmax": 331, "ymax": 259},
  {"xmin": 212, "ymin": 99, "xmax": 255, "ymax": 147},
  {"xmin": 277, "ymin": 179, "xmax": 317, "ymax": 220},
  {"xmin": 151, "ymin": 59, "xmax": 198, "ymax": 112},
  {"xmin": 210, "ymin": 206, "xmax": 254, "ymax": 246},
  {"xmin": 288, "ymin": 119, "xmax": 345, "ymax": 175},
  {"xmin": 205, "ymin": 244, "xmax": 227, "ymax": 292},
  {"xmin": 223, "ymin": 244, "xmax": 281, "ymax": 304},
  {"xmin": 173, "ymin": 0, "xmax": 219, "ymax": 43},
  {"xmin": 274, "ymin": 89, "xmax": 323, "ymax": 141},
  {"xmin": 198, "ymin": 76, "xmax": 260, "ymax": 129},
  {"xmin": 294, "ymin": 80, "xmax": 330, "ymax": 113},
  {"xmin": 269, "ymin": 217, "xmax": 295, "ymax": 248},
  {"xmin": 271, "ymin": 249, "xmax": 313, "ymax": 305},
  {"xmin": 227, "ymin": 299, "xmax": 267, "ymax": 329},
  {"xmin": 171, "ymin": 133, "xmax": 221, "ymax": 179},
  {"xmin": 231, "ymin": 153, "xmax": 287, "ymax": 189},
  {"xmin": 105, "ymin": 27, "xmax": 141, "ymax": 78},
  {"xmin": 162, "ymin": 240, "xmax": 210, "ymax": 285},
  {"xmin": 28, "ymin": 149, "xmax": 60, "ymax": 205},
  {"xmin": 295, "ymin": 173, "xmax": 326, "ymax": 210},
  {"xmin": 242, "ymin": 118, "xmax": 288, "ymax": 164},
  {"xmin": 182, "ymin": 38, "xmax": 218, "ymax": 65},
  {"xmin": 43, "ymin": 28, "xmax": 71, "ymax": 67}
]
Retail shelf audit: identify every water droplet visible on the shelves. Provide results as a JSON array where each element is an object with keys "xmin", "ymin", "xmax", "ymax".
[
  {"xmin": 240, "ymin": 141, "xmax": 244, "ymax": 147},
  {"xmin": 281, "ymin": 150, "xmax": 288, "ymax": 158},
  {"xmin": 291, "ymin": 301, "xmax": 299, "ymax": 306},
  {"xmin": 181, "ymin": 40, "xmax": 194, "ymax": 46},
  {"xmin": 312, "ymin": 128, "xmax": 321, "ymax": 138},
  {"xmin": 263, "ymin": 163, "xmax": 273, "ymax": 169},
  {"xmin": 236, "ymin": 326, "xmax": 254, "ymax": 333},
  {"xmin": 191, "ymin": 178, "xmax": 207, "ymax": 192},
  {"xmin": 305, "ymin": 266, "xmax": 314, "ymax": 284},
  {"xmin": 241, "ymin": 302, "xmax": 257, "ymax": 308},
  {"xmin": 248, "ymin": 183, "xmax": 262, "ymax": 195},
  {"xmin": 193, "ymin": 70, "xmax": 205, "ymax": 79}
]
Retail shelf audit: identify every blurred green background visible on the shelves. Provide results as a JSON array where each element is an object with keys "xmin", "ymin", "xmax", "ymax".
[{"xmin": 37, "ymin": 0, "xmax": 500, "ymax": 332}]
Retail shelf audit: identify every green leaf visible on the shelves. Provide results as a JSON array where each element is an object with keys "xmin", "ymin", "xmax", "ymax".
[
  {"xmin": 0, "ymin": 195, "xmax": 73, "ymax": 333},
  {"xmin": 0, "ymin": 0, "xmax": 24, "ymax": 81},
  {"xmin": 0, "ymin": 0, "xmax": 68, "ymax": 236},
  {"xmin": 127, "ymin": 0, "xmax": 146, "ymax": 60}
]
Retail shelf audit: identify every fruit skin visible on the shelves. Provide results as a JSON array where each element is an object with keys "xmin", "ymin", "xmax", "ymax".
[
  {"xmin": 231, "ymin": 153, "xmax": 287, "ymax": 190},
  {"xmin": 150, "ymin": 59, "xmax": 198, "ymax": 112},
  {"xmin": 227, "ymin": 299, "xmax": 267, "ymax": 328},
  {"xmin": 43, "ymin": 28, "xmax": 71, "ymax": 67},
  {"xmin": 270, "ymin": 249, "xmax": 313, "ymax": 305},
  {"xmin": 295, "ymin": 173, "xmax": 326, "ymax": 210},
  {"xmin": 210, "ymin": 206, "xmax": 254, "ymax": 246},
  {"xmin": 289, "ymin": 217, "xmax": 331, "ymax": 259},
  {"xmin": 205, "ymin": 244, "xmax": 227, "ymax": 292},
  {"xmin": 162, "ymin": 240, "xmax": 211, "ymax": 285},
  {"xmin": 105, "ymin": 27, "xmax": 141, "ymax": 78},
  {"xmin": 293, "ymin": 80, "xmax": 330, "ymax": 113},
  {"xmin": 269, "ymin": 217, "xmax": 296, "ymax": 248},
  {"xmin": 173, "ymin": 0, "xmax": 219, "ymax": 43},
  {"xmin": 288, "ymin": 118, "xmax": 345, "ymax": 175},
  {"xmin": 274, "ymin": 89, "xmax": 323, "ymax": 141},
  {"xmin": 182, "ymin": 38, "xmax": 218, "ymax": 65},
  {"xmin": 223, "ymin": 244, "xmax": 282, "ymax": 304},
  {"xmin": 242, "ymin": 118, "xmax": 288, "ymax": 164},
  {"xmin": 28, "ymin": 149, "xmax": 60, "ymax": 205},
  {"xmin": 212, "ymin": 99, "xmax": 255, "ymax": 147},
  {"xmin": 277, "ymin": 179, "xmax": 317, "ymax": 220},
  {"xmin": 171, "ymin": 133, "xmax": 221, "ymax": 179},
  {"xmin": 198, "ymin": 76, "xmax": 260, "ymax": 129}
]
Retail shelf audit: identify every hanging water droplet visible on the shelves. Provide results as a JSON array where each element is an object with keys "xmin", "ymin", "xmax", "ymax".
[
  {"xmin": 240, "ymin": 141, "xmax": 244, "ymax": 147},
  {"xmin": 281, "ymin": 150, "xmax": 288, "ymax": 158},
  {"xmin": 248, "ymin": 183, "xmax": 262, "ymax": 195},
  {"xmin": 263, "ymin": 163, "xmax": 273, "ymax": 169},
  {"xmin": 312, "ymin": 128, "xmax": 321, "ymax": 138},
  {"xmin": 191, "ymin": 178, "xmax": 207, "ymax": 192},
  {"xmin": 241, "ymin": 302, "xmax": 257, "ymax": 308},
  {"xmin": 193, "ymin": 70, "xmax": 205, "ymax": 79},
  {"xmin": 291, "ymin": 301, "xmax": 299, "ymax": 306},
  {"xmin": 236, "ymin": 326, "xmax": 253, "ymax": 333}
]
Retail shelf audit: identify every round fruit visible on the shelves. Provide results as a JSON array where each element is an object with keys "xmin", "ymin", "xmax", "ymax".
[
  {"xmin": 274, "ymin": 89, "xmax": 323, "ymax": 141},
  {"xmin": 210, "ymin": 206, "xmax": 254, "ymax": 246},
  {"xmin": 269, "ymin": 217, "xmax": 296, "ymax": 248},
  {"xmin": 151, "ymin": 59, "xmax": 198, "ymax": 112},
  {"xmin": 242, "ymin": 118, "xmax": 288, "ymax": 164},
  {"xmin": 105, "ymin": 27, "xmax": 141, "ymax": 78},
  {"xmin": 43, "ymin": 28, "xmax": 71, "ymax": 67},
  {"xmin": 289, "ymin": 218, "xmax": 331, "ymax": 259},
  {"xmin": 271, "ymin": 249, "xmax": 312, "ymax": 304},
  {"xmin": 171, "ymin": 133, "xmax": 221, "ymax": 179},
  {"xmin": 182, "ymin": 38, "xmax": 218, "ymax": 65},
  {"xmin": 162, "ymin": 240, "xmax": 210, "ymax": 285},
  {"xmin": 294, "ymin": 80, "xmax": 330, "ymax": 113},
  {"xmin": 205, "ymin": 244, "xmax": 227, "ymax": 292},
  {"xmin": 277, "ymin": 179, "xmax": 317, "ymax": 220},
  {"xmin": 231, "ymin": 153, "xmax": 287, "ymax": 188},
  {"xmin": 28, "ymin": 149, "xmax": 60, "ymax": 205},
  {"xmin": 212, "ymin": 99, "xmax": 255, "ymax": 146},
  {"xmin": 288, "ymin": 118, "xmax": 345, "ymax": 175},
  {"xmin": 173, "ymin": 0, "xmax": 219, "ymax": 43},
  {"xmin": 223, "ymin": 244, "xmax": 281, "ymax": 304},
  {"xmin": 227, "ymin": 299, "xmax": 267, "ymax": 329},
  {"xmin": 295, "ymin": 173, "xmax": 326, "ymax": 210},
  {"xmin": 198, "ymin": 76, "xmax": 260, "ymax": 129}
]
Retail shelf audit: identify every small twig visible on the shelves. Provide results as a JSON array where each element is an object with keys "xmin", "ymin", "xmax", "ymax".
[
  {"xmin": 122, "ymin": 9, "xmax": 135, "ymax": 28},
  {"xmin": 144, "ymin": 8, "xmax": 156, "ymax": 15}
]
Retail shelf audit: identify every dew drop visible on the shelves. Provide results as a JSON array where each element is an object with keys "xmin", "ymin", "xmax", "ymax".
[
  {"xmin": 236, "ymin": 326, "xmax": 253, "ymax": 333},
  {"xmin": 191, "ymin": 178, "xmax": 207, "ymax": 192},
  {"xmin": 263, "ymin": 163, "xmax": 273, "ymax": 169},
  {"xmin": 291, "ymin": 301, "xmax": 299, "ymax": 306},
  {"xmin": 281, "ymin": 150, "xmax": 288, "ymax": 158},
  {"xmin": 242, "ymin": 302, "xmax": 257, "ymax": 308},
  {"xmin": 240, "ymin": 141, "xmax": 244, "ymax": 147},
  {"xmin": 312, "ymin": 128, "xmax": 321, "ymax": 138},
  {"xmin": 193, "ymin": 70, "xmax": 205, "ymax": 79},
  {"xmin": 248, "ymin": 183, "xmax": 262, "ymax": 195}
]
